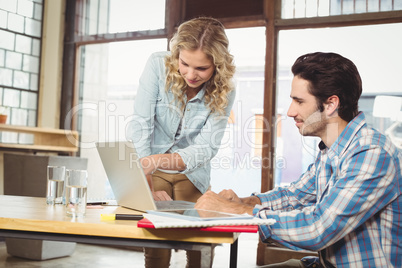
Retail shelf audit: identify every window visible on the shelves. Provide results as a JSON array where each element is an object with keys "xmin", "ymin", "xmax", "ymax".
[
  {"xmin": 78, "ymin": 0, "xmax": 165, "ymax": 35},
  {"xmin": 77, "ymin": 39, "xmax": 167, "ymax": 199},
  {"xmin": 282, "ymin": 0, "xmax": 402, "ymax": 18},
  {"xmin": 0, "ymin": 0, "xmax": 43, "ymax": 143},
  {"xmin": 211, "ymin": 27, "xmax": 266, "ymax": 196},
  {"xmin": 275, "ymin": 23, "xmax": 402, "ymax": 186},
  {"xmin": 74, "ymin": 0, "xmax": 167, "ymax": 199},
  {"xmin": 74, "ymin": 4, "xmax": 267, "ymax": 199}
]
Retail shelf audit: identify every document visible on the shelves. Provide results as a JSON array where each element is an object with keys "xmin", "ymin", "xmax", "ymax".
[
  {"xmin": 146, "ymin": 208, "xmax": 254, "ymax": 221},
  {"xmin": 141, "ymin": 213, "xmax": 276, "ymax": 229}
]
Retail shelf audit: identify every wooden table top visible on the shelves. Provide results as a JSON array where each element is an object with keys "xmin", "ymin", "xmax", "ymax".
[{"xmin": 0, "ymin": 195, "xmax": 237, "ymax": 244}]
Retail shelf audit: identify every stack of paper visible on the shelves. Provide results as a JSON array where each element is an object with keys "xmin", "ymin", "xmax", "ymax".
[{"xmin": 142, "ymin": 213, "xmax": 276, "ymax": 229}]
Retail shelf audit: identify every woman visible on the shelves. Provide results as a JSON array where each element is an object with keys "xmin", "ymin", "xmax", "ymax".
[{"xmin": 130, "ymin": 17, "xmax": 236, "ymax": 268}]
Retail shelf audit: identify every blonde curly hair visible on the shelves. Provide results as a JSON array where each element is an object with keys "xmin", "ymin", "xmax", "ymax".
[{"xmin": 165, "ymin": 17, "xmax": 236, "ymax": 115}]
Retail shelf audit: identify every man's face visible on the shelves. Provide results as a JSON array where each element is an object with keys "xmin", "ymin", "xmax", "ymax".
[{"xmin": 287, "ymin": 76, "xmax": 328, "ymax": 138}]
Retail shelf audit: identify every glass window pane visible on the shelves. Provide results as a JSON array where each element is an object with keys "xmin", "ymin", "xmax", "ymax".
[
  {"xmin": 0, "ymin": 87, "xmax": 3, "ymax": 105},
  {"xmin": 294, "ymin": 0, "xmax": 306, "ymax": 18},
  {"xmin": 21, "ymin": 91, "xmax": 37, "ymax": 109},
  {"xmin": 355, "ymin": 0, "xmax": 368, "ymax": 13},
  {"xmin": 368, "ymin": 1, "xmax": 380, "ymax": 12},
  {"xmin": 0, "ymin": 0, "xmax": 17, "ymax": 12},
  {"xmin": 0, "ymin": 49, "xmax": 5, "ymax": 67},
  {"xmin": 381, "ymin": 0, "xmax": 393, "ymax": 11},
  {"xmin": 33, "ymin": 2, "xmax": 42, "ymax": 20},
  {"xmin": 13, "ymin": 70, "xmax": 29, "ymax": 89},
  {"xmin": 30, "ymin": 73, "xmax": 38, "ymax": 91},
  {"xmin": 0, "ymin": 132, "xmax": 18, "ymax": 143},
  {"xmin": 318, "ymin": 0, "xmax": 330, "ymax": 16},
  {"xmin": 109, "ymin": 0, "xmax": 165, "ymax": 32},
  {"xmin": 276, "ymin": 23, "xmax": 402, "ymax": 186},
  {"xmin": 19, "ymin": 133, "xmax": 34, "ymax": 144},
  {"xmin": 282, "ymin": 0, "xmax": 294, "ymax": 18},
  {"xmin": 306, "ymin": 0, "xmax": 318, "ymax": 17},
  {"xmin": 0, "ymin": 10, "xmax": 7, "ymax": 27},
  {"xmin": 6, "ymin": 51, "xmax": 23, "ymax": 70},
  {"xmin": 282, "ymin": 0, "xmax": 402, "ymax": 18},
  {"xmin": 0, "ymin": 30, "xmax": 15, "ymax": 50},
  {"xmin": 25, "ymin": 17, "xmax": 41, "ymax": 37},
  {"xmin": 342, "ymin": 0, "xmax": 355, "ymax": 14},
  {"xmin": 17, "ymin": 0, "xmax": 34, "ymax": 18},
  {"xmin": 8, "ymin": 13, "xmax": 25, "ymax": 33},
  {"xmin": 0, "ymin": 68, "xmax": 13, "ymax": 86},
  {"xmin": 11, "ymin": 107, "xmax": 27, "ymax": 125},
  {"xmin": 4, "ymin": 88, "xmax": 20, "ymax": 107},
  {"xmin": 28, "ymin": 109, "xmax": 36, "ymax": 126},
  {"xmin": 77, "ymin": 38, "xmax": 167, "ymax": 199},
  {"xmin": 396, "ymin": 0, "xmax": 402, "ymax": 9},
  {"xmin": 32, "ymin": 38, "xmax": 40, "ymax": 56},
  {"xmin": 211, "ymin": 27, "xmax": 266, "ymax": 196},
  {"xmin": 82, "ymin": 0, "xmax": 166, "ymax": 35},
  {"xmin": 16, "ymin": 35, "xmax": 32, "ymax": 54},
  {"xmin": 23, "ymin": 54, "xmax": 39, "ymax": 73}
]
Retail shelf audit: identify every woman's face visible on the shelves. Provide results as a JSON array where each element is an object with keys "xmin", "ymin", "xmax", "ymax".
[{"xmin": 178, "ymin": 49, "xmax": 215, "ymax": 91}]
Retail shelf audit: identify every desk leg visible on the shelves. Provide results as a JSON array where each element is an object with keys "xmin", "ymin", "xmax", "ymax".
[{"xmin": 229, "ymin": 239, "xmax": 238, "ymax": 268}]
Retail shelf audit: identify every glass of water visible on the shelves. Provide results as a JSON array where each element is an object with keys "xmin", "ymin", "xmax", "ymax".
[
  {"xmin": 65, "ymin": 169, "xmax": 88, "ymax": 217},
  {"xmin": 46, "ymin": 166, "xmax": 66, "ymax": 205}
]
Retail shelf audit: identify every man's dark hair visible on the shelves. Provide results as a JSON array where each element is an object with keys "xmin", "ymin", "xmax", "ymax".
[{"xmin": 291, "ymin": 52, "xmax": 362, "ymax": 122}]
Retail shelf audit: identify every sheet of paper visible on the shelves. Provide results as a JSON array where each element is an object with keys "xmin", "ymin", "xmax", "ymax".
[{"xmin": 143, "ymin": 213, "xmax": 276, "ymax": 229}]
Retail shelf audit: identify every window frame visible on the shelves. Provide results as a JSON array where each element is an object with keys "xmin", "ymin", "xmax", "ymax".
[{"xmin": 60, "ymin": 0, "xmax": 402, "ymax": 191}]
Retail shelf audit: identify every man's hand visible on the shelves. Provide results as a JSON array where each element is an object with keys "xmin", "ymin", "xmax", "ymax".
[
  {"xmin": 195, "ymin": 190, "xmax": 255, "ymax": 215},
  {"xmin": 218, "ymin": 189, "xmax": 242, "ymax": 203}
]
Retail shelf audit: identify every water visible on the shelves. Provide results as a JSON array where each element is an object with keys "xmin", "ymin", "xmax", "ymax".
[
  {"xmin": 65, "ymin": 185, "xmax": 87, "ymax": 217},
  {"xmin": 46, "ymin": 179, "xmax": 65, "ymax": 205}
]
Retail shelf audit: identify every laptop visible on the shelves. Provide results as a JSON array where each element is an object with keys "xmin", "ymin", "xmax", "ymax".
[{"xmin": 96, "ymin": 141, "xmax": 195, "ymax": 212}]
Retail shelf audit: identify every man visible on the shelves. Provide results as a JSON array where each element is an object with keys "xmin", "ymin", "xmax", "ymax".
[{"xmin": 195, "ymin": 52, "xmax": 402, "ymax": 267}]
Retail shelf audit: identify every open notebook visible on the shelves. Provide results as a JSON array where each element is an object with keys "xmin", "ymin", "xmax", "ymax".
[
  {"xmin": 140, "ymin": 213, "xmax": 276, "ymax": 229},
  {"xmin": 146, "ymin": 208, "xmax": 254, "ymax": 221},
  {"xmin": 96, "ymin": 141, "xmax": 194, "ymax": 212}
]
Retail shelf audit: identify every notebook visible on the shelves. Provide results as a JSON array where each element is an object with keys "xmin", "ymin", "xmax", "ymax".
[
  {"xmin": 140, "ymin": 213, "xmax": 276, "ymax": 229},
  {"xmin": 95, "ymin": 141, "xmax": 195, "ymax": 212},
  {"xmin": 146, "ymin": 208, "xmax": 254, "ymax": 221}
]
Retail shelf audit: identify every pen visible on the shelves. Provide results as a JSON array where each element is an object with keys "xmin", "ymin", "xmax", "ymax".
[
  {"xmin": 101, "ymin": 214, "xmax": 143, "ymax": 221},
  {"xmin": 87, "ymin": 201, "xmax": 108, "ymax": 205}
]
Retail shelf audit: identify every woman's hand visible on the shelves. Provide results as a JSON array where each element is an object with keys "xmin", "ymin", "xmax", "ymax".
[
  {"xmin": 152, "ymin": 191, "xmax": 173, "ymax": 201},
  {"xmin": 140, "ymin": 154, "xmax": 186, "ymax": 202},
  {"xmin": 140, "ymin": 153, "xmax": 186, "ymax": 175}
]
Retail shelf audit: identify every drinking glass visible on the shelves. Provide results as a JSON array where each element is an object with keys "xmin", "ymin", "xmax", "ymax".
[
  {"xmin": 65, "ymin": 169, "xmax": 88, "ymax": 217},
  {"xmin": 46, "ymin": 166, "xmax": 66, "ymax": 205}
]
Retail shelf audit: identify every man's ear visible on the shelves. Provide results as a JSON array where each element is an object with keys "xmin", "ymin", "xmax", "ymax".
[{"xmin": 324, "ymin": 95, "xmax": 339, "ymax": 116}]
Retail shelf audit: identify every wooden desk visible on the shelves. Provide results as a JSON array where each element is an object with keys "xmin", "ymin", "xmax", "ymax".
[{"xmin": 0, "ymin": 195, "xmax": 240, "ymax": 267}]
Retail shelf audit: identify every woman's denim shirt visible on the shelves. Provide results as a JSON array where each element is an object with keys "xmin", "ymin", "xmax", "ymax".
[{"xmin": 129, "ymin": 51, "xmax": 235, "ymax": 193}]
